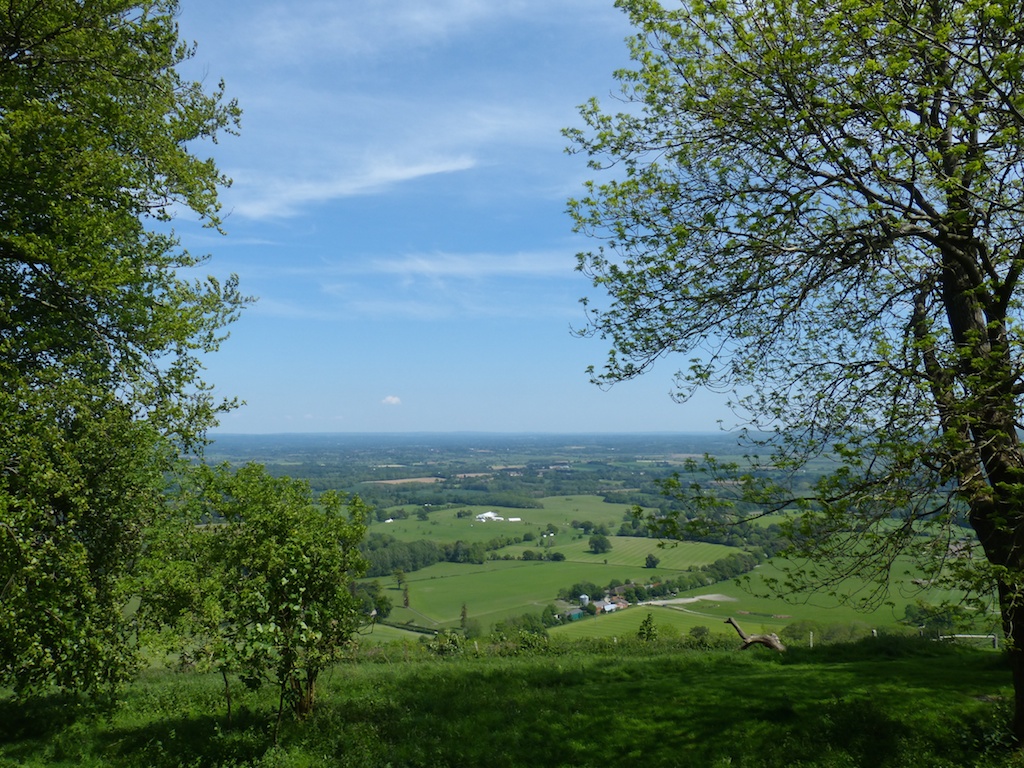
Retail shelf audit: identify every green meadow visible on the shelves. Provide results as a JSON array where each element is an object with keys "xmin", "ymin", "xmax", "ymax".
[
  {"xmin": 551, "ymin": 603, "xmax": 738, "ymax": 640},
  {"xmin": 374, "ymin": 494, "xmax": 654, "ymax": 543},
  {"xmin": 362, "ymin": 492, "xmax": 992, "ymax": 639},
  {"xmin": 384, "ymin": 557, "xmax": 664, "ymax": 630},
  {"xmin": 3, "ymin": 639, "xmax": 1018, "ymax": 767}
]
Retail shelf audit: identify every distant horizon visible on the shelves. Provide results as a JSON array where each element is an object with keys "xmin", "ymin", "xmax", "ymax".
[{"xmin": 209, "ymin": 429, "xmax": 732, "ymax": 436}]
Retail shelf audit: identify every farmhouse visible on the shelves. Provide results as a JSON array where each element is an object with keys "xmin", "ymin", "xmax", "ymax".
[{"xmin": 475, "ymin": 511, "xmax": 504, "ymax": 522}]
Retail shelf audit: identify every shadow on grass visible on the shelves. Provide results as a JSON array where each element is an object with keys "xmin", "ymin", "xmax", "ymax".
[
  {"xmin": 345, "ymin": 644, "xmax": 1013, "ymax": 768},
  {"xmin": 1, "ymin": 641, "xmax": 1015, "ymax": 767},
  {"xmin": 94, "ymin": 708, "xmax": 275, "ymax": 768}
]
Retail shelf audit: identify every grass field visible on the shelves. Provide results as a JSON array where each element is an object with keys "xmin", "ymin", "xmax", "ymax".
[
  {"xmin": 368, "ymin": 546, "xmax": 990, "ymax": 638},
  {"xmin": 372, "ymin": 494, "xmax": 653, "ymax": 544},
  {"xmin": 551, "ymin": 602, "xmax": 738, "ymax": 640},
  {"xmin": 3, "ymin": 639, "xmax": 1018, "ymax": 767},
  {"xmin": 548, "ymin": 535, "xmax": 737, "ymax": 568},
  {"xmin": 362, "ymin": 493, "xmax": 994, "ymax": 639},
  {"xmin": 373, "ymin": 537, "xmax": 745, "ymax": 632}
]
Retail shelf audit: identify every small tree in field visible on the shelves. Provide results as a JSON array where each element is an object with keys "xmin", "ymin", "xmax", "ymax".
[
  {"xmin": 637, "ymin": 612, "xmax": 658, "ymax": 642},
  {"xmin": 589, "ymin": 533, "xmax": 612, "ymax": 554},
  {"xmin": 141, "ymin": 464, "xmax": 368, "ymax": 734},
  {"xmin": 567, "ymin": 0, "xmax": 1024, "ymax": 739},
  {"xmin": 645, "ymin": 553, "xmax": 660, "ymax": 569}
]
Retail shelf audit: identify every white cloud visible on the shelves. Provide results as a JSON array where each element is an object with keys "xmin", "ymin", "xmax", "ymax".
[
  {"xmin": 227, "ymin": 155, "xmax": 476, "ymax": 219},
  {"xmin": 382, "ymin": 395, "xmax": 402, "ymax": 406},
  {"xmin": 365, "ymin": 250, "xmax": 574, "ymax": 279},
  {"xmin": 241, "ymin": 0, "xmax": 555, "ymax": 63}
]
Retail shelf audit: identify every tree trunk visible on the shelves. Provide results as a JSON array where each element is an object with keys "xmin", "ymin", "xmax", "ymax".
[
  {"xmin": 295, "ymin": 670, "xmax": 316, "ymax": 718},
  {"xmin": 996, "ymin": 582, "xmax": 1024, "ymax": 744},
  {"xmin": 725, "ymin": 617, "xmax": 786, "ymax": 652},
  {"xmin": 221, "ymin": 668, "xmax": 233, "ymax": 727}
]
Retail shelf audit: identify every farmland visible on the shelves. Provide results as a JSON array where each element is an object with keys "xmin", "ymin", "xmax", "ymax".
[
  {"xmin": 204, "ymin": 432, "xmax": 994, "ymax": 641},
  {"xmin": 2, "ymin": 432, "xmax": 1013, "ymax": 768}
]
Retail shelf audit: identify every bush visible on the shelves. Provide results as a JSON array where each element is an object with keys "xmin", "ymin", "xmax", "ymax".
[{"xmin": 426, "ymin": 630, "xmax": 465, "ymax": 658}]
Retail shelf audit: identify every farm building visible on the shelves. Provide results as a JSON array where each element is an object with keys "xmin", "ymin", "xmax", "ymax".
[{"xmin": 475, "ymin": 511, "xmax": 504, "ymax": 522}]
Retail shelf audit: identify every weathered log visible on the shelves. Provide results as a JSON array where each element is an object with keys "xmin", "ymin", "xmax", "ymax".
[{"xmin": 725, "ymin": 617, "xmax": 786, "ymax": 652}]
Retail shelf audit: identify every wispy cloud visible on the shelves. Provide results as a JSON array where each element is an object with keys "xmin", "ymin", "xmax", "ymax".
[
  {"xmin": 227, "ymin": 155, "xmax": 476, "ymax": 219},
  {"xmin": 316, "ymin": 250, "xmax": 583, "ymax": 321},
  {"xmin": 382, "ymin": 395, "xmax": 402, "ymax": 406},
  {"xmin": 243, "ymin": 0, "xmax": 552, "ymax": 62},
  {"xmin": 363, "ymin": 250, "xmax": 574, "ymax": 280}
]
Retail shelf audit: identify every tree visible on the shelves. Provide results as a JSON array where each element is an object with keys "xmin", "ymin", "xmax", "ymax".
[
  {"xmin": 589, "ymin": 533, "xmax": 612, "ymax": 554},
  {"xmin": 637, "ymin": 612, "xmax": 658, "ymax": 641},
  {"xmin": 645, "ymin": 553, "xmax": 661, "ymax": 569},
  {"xmin": 140, "ymin": 464, "xmax": 369, "ymax": 734},
  {"xmin": 903, "ymin": 600, "xmax": 973, "ymax": 637},
  {"xmin": 0, "ymin": 0, "xmax": 243, "ymax": 695},
  {"xmin": 567, "ymin": 0, "xmax": 1024, "ymax": 738}
]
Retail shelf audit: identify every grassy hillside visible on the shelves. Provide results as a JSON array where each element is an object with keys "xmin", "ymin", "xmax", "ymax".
[{"xmin": 2, "ymin": 638, "xmax": 1018, "ymax": 767}]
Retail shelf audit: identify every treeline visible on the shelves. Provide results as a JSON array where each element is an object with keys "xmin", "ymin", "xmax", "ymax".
[
  {"xmin": 361, "ymin": 532, "xmax": 525, "ymax": 577},
  {"xmin": 357, "ymin": 485, "xmax": 544, "ymax": 511},
  {"xmin": 614, "ymin": 510, "xmax": 786, "ymax": 556}
]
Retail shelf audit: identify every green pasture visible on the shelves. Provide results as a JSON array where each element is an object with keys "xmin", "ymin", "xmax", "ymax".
[
  {"xmin": 551, "ymin": 604, "xmax": 735, "ymax": 640},
  {"xmin": 371, "ymin": 506, "xmax": 537, "ymax": 544},
  {"xmin": 492, "ymin": 535, "xmax": 736, "ymax": 569},
  {"xmin": 544, "ymin": 552, "xmax": 999, "ymax": 643},
  {"xmin": 371, "ymin": 494, "xmax": 652, "ymax": 544},
  {"xmin": 358, "ymin": 622, "xmax": 427, "ymax": 645},
  {"xmin": 376, "ymin": 538, "xmax": 749, "ymax": 632},
  {"xmin": 365, "ymin": 494, "xmax": 992, "ymax": 640},
  {"xmin": 385, "ymin": 560, "xmax": 604, "ymax": 629},
  {"xmin": 672, "ymin": 558, "xmax": 999, "ymax": 635},
  {"xmin": 549, "ymin": 536, "xmax": 737, "ymax": 569},
  {"xmin": 536, "ymin": 494, "xmax": 645, "ymax": 524}
]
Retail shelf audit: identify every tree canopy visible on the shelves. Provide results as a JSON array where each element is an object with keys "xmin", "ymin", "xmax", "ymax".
[
  {"xmin": 0, "ymin": 0, "xmax": 243, "ymax": 694},
  {"xmin": 139, "ymin": 464, "xmax": 369, "ymax": 730},
  {"xmin": 567, "ymin": 0, "xmax": 1024, "ymax": 738}
]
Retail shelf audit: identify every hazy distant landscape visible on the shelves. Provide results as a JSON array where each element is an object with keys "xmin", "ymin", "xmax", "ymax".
[{"xmin": 205, "ymin": 432, "xmax": 987, "ymax": 644}]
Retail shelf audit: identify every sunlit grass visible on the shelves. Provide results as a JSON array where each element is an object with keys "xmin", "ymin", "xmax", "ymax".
[{"xmin": 1, "ymin": 639, "xmax": 1017, "ymax": 767}]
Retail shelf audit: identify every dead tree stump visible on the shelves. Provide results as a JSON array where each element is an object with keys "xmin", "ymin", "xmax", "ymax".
[{"xmin": 725, "ymin": 617, "xmax": 786, "ymax": 652}]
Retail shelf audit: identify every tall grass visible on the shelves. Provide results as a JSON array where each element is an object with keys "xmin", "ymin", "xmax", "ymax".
[{"xmin": 2, "ymin": 637, "xmax": 1021, "ymax": 767}]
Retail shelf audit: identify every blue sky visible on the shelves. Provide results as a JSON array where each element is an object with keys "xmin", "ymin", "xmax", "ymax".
[{"xmin": 172, "ymin": 0, "xmax": 735, "ymax": 434}]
